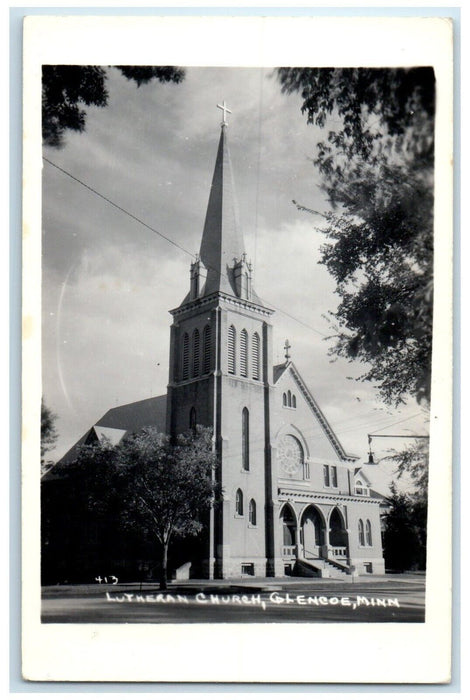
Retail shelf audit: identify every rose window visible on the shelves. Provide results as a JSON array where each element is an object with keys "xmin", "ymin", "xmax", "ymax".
[{"xmin": 278, "ymin": 434, "xmax": 304, "ymax": 478}]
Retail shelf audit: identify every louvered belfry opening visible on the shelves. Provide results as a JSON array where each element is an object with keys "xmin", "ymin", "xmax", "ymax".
[
  {"xmin": 182, "ymin": 332, "xmax": 189, "ymax": 380},
  {"xmin": 192, "ymin": 328, "xmax": 200, "ymax": 378},
  {"xmin": 203, "ymin": 324, "xmax": 211, "ymax": 374},
  {"xmin": 240, "ymin": 329, "xmax": 248, "ymax": 377},
  {"xmin": 252, "ymin": 332, "xmax": 260, "ymax": 380},
  {"xmin": 228, "ymin": 325, "xmax": 236, "ymax": 374}
]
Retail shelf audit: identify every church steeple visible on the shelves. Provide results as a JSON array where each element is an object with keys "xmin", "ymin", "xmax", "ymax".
[{"xmin": 197, "ymin": 107, "xmax": 250, "ymax": 299}]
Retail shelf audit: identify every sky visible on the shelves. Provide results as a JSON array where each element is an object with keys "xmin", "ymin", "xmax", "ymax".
[{"xmin": 42, "ymin": 66, "xmax": 429, "ymax": 494}]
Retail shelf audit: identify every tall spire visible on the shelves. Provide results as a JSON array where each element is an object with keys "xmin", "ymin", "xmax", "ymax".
[{"xmin": 199, "ymin": 107, "xmax": 246, "ymax": 298}]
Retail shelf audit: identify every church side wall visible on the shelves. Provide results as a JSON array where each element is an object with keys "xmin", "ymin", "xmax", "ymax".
[{"xmin": 346, "ymin": 500, "xmax": 385, "ymax": 575}]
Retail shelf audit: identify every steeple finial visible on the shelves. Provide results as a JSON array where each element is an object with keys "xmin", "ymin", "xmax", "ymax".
[
  {"xmin": 217, "ymin": 100, "xmax": 232, "ymax": 126},
  {"xmin": 284, "ymin": 339, "xmax": 291, "ymax": 363}
]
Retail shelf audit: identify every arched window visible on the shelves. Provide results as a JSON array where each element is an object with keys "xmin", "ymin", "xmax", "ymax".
[
  {"xmin": 203, "ymin": 325, "xmax": 211, "ymax": 374},
  {"xmin": 366, "ymin": 519, "xmax": 372, "ymax": 546},
  {"xmin": 283, "ymin": 392, "xmax": 287, "ymax": 406},
  {"xmin": 355, "ymin": 480, "xmax": 365, "ymax": 495},
  {"xmin": 189, "ymin": 407, "xmax": 197, "ymax": 430},
  {"xmin": 292, "ymin": 394, "xmax": 296, "ymax": 408},
  {"xmin": 242, "ymin": 407, "xmax": 249, "ymax": 471},
  {"xmin": 358, "ymin": 519, "xmax": 365, "ymax": 546},
  {"xmin": 228, "ymin": 325, "xmax": 236, "ymax": 374},
  {"xmin": 287, "ymin": 390, "xmax": 292, "ymax": 407},
  {"xmin": 240, "ymin": 329, "xmax": 248, "ymax": 377},
  {"xmin": 252, "ymin": 332, "xmax": 260, "ymax": 380},
  {"xmin": 192, "ymin": 328, "xmax": 200, "ymax": 377},
  {"xmin": 182, "ymin": 333, "xmax": 189, "ymax": 380},
  {"xmin": 235, "ymin": 488, "xmax": 244, "ymax": 516},
  {"xmin": 249, "ymin": 499, "xmax": 257, "ymax": 526}
]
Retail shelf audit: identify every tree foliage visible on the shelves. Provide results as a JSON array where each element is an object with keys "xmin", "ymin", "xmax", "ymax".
[
  {"xmin": 386, "ymin": 438, "xmax": 429, "ymax": 502},
  {"xmin": 382, "ymin": 482, "xmax": 427, "ymax": 571},
  {"xmin": 277, "ymin": 67, "xmax": 435, "ymax": 406},
  {"xmin": 42, "ymin": 65, "xmax": 185, "ymax": 148},
  {"xmin": 43, "ymin": 426, "xmax": 219, "ymax": 588},
  {"xmin": 114, "ymin": 426, "xmax": 219, "ymax": 589},
  {"xmin": 41, "ymin": 399, "xmax": 58, "ymax": 474}
]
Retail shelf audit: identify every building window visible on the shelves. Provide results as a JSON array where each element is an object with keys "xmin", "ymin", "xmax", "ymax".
[
  {"xmin": 304, "ymin": 462, "xmax": 310, "ymax": 480},
  {"xmin": 279, "ymin": 435, "xmax": 304, "ymax": 479},
  {"xmin": 189, "ymin": 407, "xmax": 196, "ymax": 431},
  {"xmin": 182, "ymin": 332, "xmax": 189, "ymax": 380},
  {"xmin": 283, "ymin": 391, "xmax": 297, "ymax": 409},
  {"xmin": 366, "ymin": 519, "xmax": 372, "ymax": 546},
  {"xmin": 228, "ymin": 325, "xmax": 236, "ymax": 374},
  {"xmin": 241, "ymin": 563, "xmax": 254, "ymax": 576},
  {"xmin": 358, "ymin": 519, "xmax": 365, "ymax": 546},
  {"xmin": 203, "ymin": 324, "xmax": 211, "ymax": 374},
  {"xmin": 249, "ymin": 499, "xmax": 256, "ymax": 526},
  {"xmin": 192, "ymin": 328, "xmax": 200, "ymax": 377},
  {"xmin": 355, "ymin": 480, "xmax": 370, "ymax": 496},
  {"xmin": 323, "ymin": 464, "xmax": 330, "ymax": 487},
  {"xmin": 331, "ymin": 466, "xmax": 338, "ymax": 488},
  {"xmin": 235, "ymin": 488, "xmax": 244, "ymax": 516},
  {"xmin": 242, "ymin": 407, "xmax": 249, "ymax": 471},
  {"xmin": 252, "ymin": 332, "xmax": 260, "ymax": 380},
  {"xmin": 240, "ymin": 329, "xmax": 248, "ymax": 377}
]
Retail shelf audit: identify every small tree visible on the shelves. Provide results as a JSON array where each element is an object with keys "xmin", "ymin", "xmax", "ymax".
[
  {"xmin": 115, "ymin": 426, "xmax": 219, "ymax": 590},
  {"xmin": 382, "ymin": 483, "xmax": 427, "ymax": 572},
  {"xmin": 41, "ymin": 400, "xmax": 58, "ymax": 475}
]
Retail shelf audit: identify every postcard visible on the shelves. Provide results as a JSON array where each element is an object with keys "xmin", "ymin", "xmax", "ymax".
[{"xmin": 22, "ymin": 14, "xmax": 453, "ymax": 683}]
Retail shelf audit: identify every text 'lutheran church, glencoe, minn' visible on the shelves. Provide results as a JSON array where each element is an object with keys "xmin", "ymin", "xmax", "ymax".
[{"xmin": 58, "ymin": 103, "xmax": 385, "ymax": 580}]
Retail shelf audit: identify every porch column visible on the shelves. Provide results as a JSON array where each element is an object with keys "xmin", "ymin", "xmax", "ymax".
[
  {"xmin": 321, "ymin": 526, "xmax": 330, "ymax": 559},
  {"xmin": 295, "ymin": 523, "xmax": 302, "ymax": 559}
]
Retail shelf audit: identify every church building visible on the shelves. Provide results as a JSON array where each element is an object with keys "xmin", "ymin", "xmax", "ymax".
[{"xmin": 56, "ymin": 105, "xmax": 385, "ymax": 580}]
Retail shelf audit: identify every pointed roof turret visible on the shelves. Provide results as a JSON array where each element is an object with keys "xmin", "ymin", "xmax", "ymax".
[{"xmin": 199, "ymin": 113, "xmax": 245, "ymax": 297}]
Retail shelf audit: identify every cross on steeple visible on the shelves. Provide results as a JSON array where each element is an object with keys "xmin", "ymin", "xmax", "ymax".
[
  {"xmin": 217, "ymin": 100, "xmax": 232, "ymax": 126},
  {"xmin": 284, "ymin": 339, "xmax": 291, "ymax": 362}
]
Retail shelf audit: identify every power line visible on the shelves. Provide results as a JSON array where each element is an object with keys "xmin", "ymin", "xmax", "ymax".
[
  {"xmin": 368, "ymin": 434, "xmax": 429, "ymax": 439},
  {"xmin": 43, "ymin": 157, "xmax": 194, "ymax": 258},
  {"xmin": 43, "ymin": 156, "xmax": 330, "ymax": 339}
]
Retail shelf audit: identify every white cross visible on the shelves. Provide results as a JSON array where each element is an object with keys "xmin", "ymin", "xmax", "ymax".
[
  {"xmin": 284, "ymin": 339, "xmax": 291, "ymax": 362},
  {"xmin": 217, "ymin": 100, "xmax": 232, "ymax": 125}
]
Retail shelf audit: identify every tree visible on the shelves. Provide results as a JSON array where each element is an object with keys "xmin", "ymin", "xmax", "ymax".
[
  {"xmin": 42, "ymin": 65, "xmax": 185, "ymax": 148},
  {"xmin": 42, "ymin": 426, "xmax": 219, "ymax": 586},
  {"xmin": 276, "ymin": 67, "xmax": 435, "ymax": 407},
  {"xmin": 387, "ymin": 438, "xmax": 429, "ymax": 502},
  {"xmin": 382, "ymin": 482, "xmax": 427, "ymax": 571},
  {"xmin": 115, "ymin": 426, "xmax": 219, "ymax": 590},
  {"xmin": 41, "ymin": 400, "xmax": 58, "ymax": 475}
]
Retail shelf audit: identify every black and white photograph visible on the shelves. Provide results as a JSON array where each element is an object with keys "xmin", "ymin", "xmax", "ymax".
[{"xmin": 22, "ymin": 15, "xmax": 453, "ymax": 683}]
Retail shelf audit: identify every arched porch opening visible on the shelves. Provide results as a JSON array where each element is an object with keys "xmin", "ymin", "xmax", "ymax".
[
  {"xmin": 329, "ymin": 507, "xmax": 349, "ymax": 560},
  {"xmin": 279, "ymin": 504, "xmax": 297, "ymax": 559},
  {"xmin": 300, "ymin": 505, "xmax": 325, "ymax": 560}
]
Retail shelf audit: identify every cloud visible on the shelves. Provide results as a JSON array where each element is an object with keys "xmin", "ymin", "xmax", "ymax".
[{"xmin": 42, "ymin": 66, "xmax": 428, "ymax": 468}]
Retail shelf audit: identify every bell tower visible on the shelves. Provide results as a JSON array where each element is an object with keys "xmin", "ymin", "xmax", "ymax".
[{"xmin": 166, "ymin": 105, "xmax": 277, "ymax": 578}]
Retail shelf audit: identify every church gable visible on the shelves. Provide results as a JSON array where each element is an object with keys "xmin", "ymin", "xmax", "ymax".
[{"xmin": 273, "ymin": 362, "xmax": 356, "ymax": 464}]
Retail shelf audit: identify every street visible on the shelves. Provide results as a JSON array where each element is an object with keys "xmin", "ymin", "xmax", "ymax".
[{"xmin": 42, "ymin": 574, "xmax": 425, "ymax": 623}]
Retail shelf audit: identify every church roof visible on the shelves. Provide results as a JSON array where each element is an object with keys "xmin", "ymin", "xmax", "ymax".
[
  {"xmin": 54, "ymin": 394, "xmax": 167, "ymax": 468},
  {"xmin": 273, "ymin": 363, "xmax": 288, "ymax": 383},
  {"xmin": 199, "ymin": 123, "xmax": 245, "ymax": 297}
]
